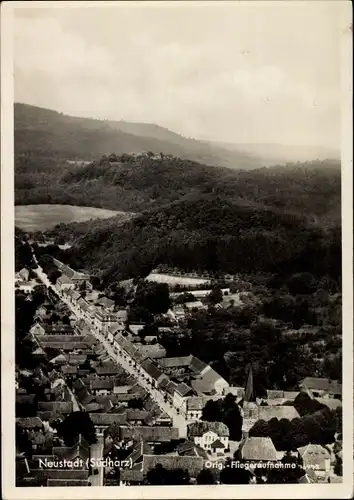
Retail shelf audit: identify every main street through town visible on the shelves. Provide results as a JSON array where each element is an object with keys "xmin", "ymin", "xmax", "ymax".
[{"xmin": 31, "ymin": 248, "xmax": 188, "ymax": 438}]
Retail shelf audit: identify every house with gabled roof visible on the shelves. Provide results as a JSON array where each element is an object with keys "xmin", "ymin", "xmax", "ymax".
[
  {"xmin": 91, "ymin": 379, "xmax": 114, "ymax": 396},
  {"xmin": 16, "ymin": 393, "xmax": 36, "ymax": 406},
  {"xmin": 28, "ymin": 468, "xmax": 90, "ymax": 482},
  {"xmin": 65, "ymin": 289, "xmax": 81, "ymax": 305},
  {"xmin": 52, "ymin": 258, "xmax": 90, "ymax": 283},
  {"xmin": 119, "ymin": 425, "xmax": 179, "ymax": 443},
  {"xmin": 30, "ymin": 322, "xmax": 46, "ymax": 336},
  {"xmin": 297, "ymin": 444, "xmax": 331, "ymax": 480},
  {"xmin": 52, "ymin": 434, "xmax": 90, "ymax": 463},
  {"xmin": 128, "ymin": 323, "xmax": 145, "ymax": 336},
  {"xmin": 176, "ymin": 440, "xmax": 209, "ymax": 459},
  {"xmin": 315, "ymin": 398, "xmax": 342, "ymax": 410},
  {"xmin": 136, "ymin": 343, "xmax": 166, "ymax": 360},
  {"xmin": 191, "ymin": 364, "xmax": 229, "ymax": 396},
  {"xmin": 297, "ymin": 468, "xmax": 319, "ymax": 484},
  {"xmin": 143, "ymin": 454, "xmax": 204, "ymax": 479},
  {"xmin": 188, "ymin": 421, "xmax": 229, "ymax": 454},
  {"xmin": 61, "ymin": 365, "xmax": 78, "ymax": 377},
  {"xmin": 185, "ymin": 397, "xmax": 204, "ymax": 421},
  {"xmin": 41, "ymin": 324, "xmax": 76, "ymax": 336},
  {"xmin": 16, "ymin": 417, "xmax": 43, "ymax": 430},
  {"xmin": 247, "ymin": 405, "xmax": 300, "ymax": 422},
  {"xmin": 158, "ymin": 355, "xmax": 228, "ymax": 397},
  {"xmin": 140, "ymin": 358, "xmax": 165, "ymax": 387},
  {"xmin": 56, "ymin": 274, "xmax": 75, "ymax": 292},
  {"xmin": 266, "ymin": 389, "xmax": 300, "ymax": 401},
  {"xmin": 96, "ymin": 296, "xmax": 115, "ymax": 311},
  {"xmin": 68, "ymin": 353, "xmax": 87, "ymax": 365},
  {"xmin": 117, "ymin": 309, "xmax": 128, "ymax": 323},
  {"xmin": 93, "ymin": 308, "xmax": 118, "ymax": 331},
  {"xmin": 38, "ymin": 402, "xmax": 73, "ymax": 414},
  {"xmin": 126, "ymin": 410, "xmax": 150, "ymax": 425},
  {"xmin": 89, "ymin": 412, "xmax": 127, "ymax": 434},
  {"xmin": 95, "ymin": 364, "xmax": 120, "ymax": 376},
  {"xmin": 112, "ymin": 393, "xmax": 142, "ymax": 406},
  {"xmin": 299, "ymin": 377, "xmax": 342, "ymax": 398},
  {"xmin": 113, "ymin": 384, "xmax": 133, "ymax": 395},
  {"xmin": 49, "ymin": 353, "xmax": 68, "ymax": 366},
  {"xmin": 237, "ymin": 437, "xmax": 278, "ymax": 462},
  {"xmin": 107, "ymin": 323, "xmax": 125, "ymax": 344}
]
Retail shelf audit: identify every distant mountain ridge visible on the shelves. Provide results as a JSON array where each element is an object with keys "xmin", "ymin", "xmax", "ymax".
[
  {"xmin": 212, "ymin": 141, "xmax": 340, "ymax": 165},
  {"xmin": 15, "ymin": 103, "xmax": 339, "ymax": 170},
  {"xmin": 15, "ymin": 103, "xmax": 262, "ymax": 170}
]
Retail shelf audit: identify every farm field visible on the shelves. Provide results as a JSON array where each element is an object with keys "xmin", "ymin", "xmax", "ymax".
[
  {"xmin": 15, "ymin": 204, "xmax": 119, "ymax": 231},
  {"xmin": 146, "ymin": 272, "xmax": 211, "ymax": 287}
]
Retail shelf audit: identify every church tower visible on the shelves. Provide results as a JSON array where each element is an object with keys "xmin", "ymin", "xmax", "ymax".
[{"xmin": 242, "ymin": 363, "xmax": 258, "ymax": 413}]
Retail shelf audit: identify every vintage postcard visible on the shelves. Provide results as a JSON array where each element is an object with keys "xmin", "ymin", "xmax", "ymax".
[{"xmin": 1, "ymin": 1, "xmax": 353, "ymax": 498}]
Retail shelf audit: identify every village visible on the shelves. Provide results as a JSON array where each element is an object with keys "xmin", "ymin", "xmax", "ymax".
[{"xmin": 15, "ymin": 251, "xmax": 343, "ymax": 487}]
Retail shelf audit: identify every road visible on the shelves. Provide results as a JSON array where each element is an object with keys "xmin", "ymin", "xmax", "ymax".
[
  {"xmin": 88, "ymin": 434, "xmax": 104, "ymax": 486},
  {"xmin": 66, "ymin": 385, "xmax": 80, "ymax": 412},
  {"xmin": 30, "ymin": 246, "xmax": 187, "ymax": 438},
  {"xmin": 93, "ymin": 329, "xmax": 187, "ymax": 438}
]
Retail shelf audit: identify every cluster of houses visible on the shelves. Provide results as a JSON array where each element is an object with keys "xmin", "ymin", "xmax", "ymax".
[
  {"xmin": 15, "ymin": 261, "xmax": 343, "ymax": 486},
  {"xmin": 15, "ymin": 267, "xmax": 40, "ymax": 293}
]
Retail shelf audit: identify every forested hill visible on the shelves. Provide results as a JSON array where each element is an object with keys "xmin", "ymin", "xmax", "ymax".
[
  {"xmin": 16, "ymin": 151, "xmax": 341, "ymax": 223},
  {"xmin": 14, "ymin": 103, "xmax": 263, "ymax": 170},
  {"xmin": 54, "ymin": 196, "xmax": 340, "ymax": 287}
]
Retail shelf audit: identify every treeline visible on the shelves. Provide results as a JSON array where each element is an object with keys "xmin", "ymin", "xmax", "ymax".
[
  {"xmin": 35, "ymin": 212, "xmax": 135, "ymax": 245},
  {"xmin": 61, "ymin": 196, "xmax": 340, "ymax": 287},
  {"xmin": 15, "ymin": 148, "xmax": 341, "ymax": 222},
  {"xmin": 249, "ymin": 405, "xmax": 341, "ymax": 451},
  {"xmin": 15, "ymin": 236, "xmax": 35, "ymax": 272}
]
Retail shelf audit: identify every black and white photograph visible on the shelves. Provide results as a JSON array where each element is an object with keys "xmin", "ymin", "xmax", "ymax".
[{"xmin": 1, "ymin": 1, "xmax": 353, "ymax": 498}]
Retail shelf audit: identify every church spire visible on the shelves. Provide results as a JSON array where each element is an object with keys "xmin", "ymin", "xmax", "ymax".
[{"xmin": 244, "ymin": 363, "xmax": 255, "ymax": 402}]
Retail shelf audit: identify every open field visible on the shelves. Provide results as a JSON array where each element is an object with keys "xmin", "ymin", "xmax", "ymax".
[
  {"xmin": 15, "ymin": 204, "xmax": 119, "ymax": 231},
  {"xmin": 146, "ymin": 272, "xmax": 211, "ymax": 287}
]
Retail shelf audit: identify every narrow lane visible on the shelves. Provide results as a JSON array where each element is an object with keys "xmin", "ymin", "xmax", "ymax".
[
  {"xmin": 88, "ymin": 434, "xmax": 104, "ymax": 486},
  {"xmin": 66, "ymin": 385, "xmax": 80, "ymax": 412}
]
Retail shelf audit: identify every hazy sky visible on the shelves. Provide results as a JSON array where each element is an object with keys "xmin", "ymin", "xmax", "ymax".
[{"xmin": 14, "ymin": 2, "xmax": 344, "ymax": 148}]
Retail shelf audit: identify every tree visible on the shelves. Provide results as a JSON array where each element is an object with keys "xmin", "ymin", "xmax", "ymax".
[
  {"xmin": 202, "ymin": 400, "xmax": 221, "ymax": 422},
  {"xmin": 128, "ymin": 306, "xmax": 153, "ymax": 324},
  {"xmin": 47, "ymin": 268, "xmax": 61, "ymax": 285},
  {"xmin": 134, "ymin": 281, "xmax": 171, "ymax": 314},
  {"xmin": 287, "ymin": 272, "xmax": 317, "ymax": 295},
  {"xmin": 334, "ymin": 455, "xmax": 342, "ymax": 476},
  {"xmin": 202, "ymin": 395, "xmax": 242, "ymax": 441},
  {"xmin": 221, "ymin": 394, "xmax": 243, "ymax": 441},
  {"xmin": 169, "ymin": 468, "xmax": 190, "ymax": 485},
  {"xmin": 266, "ymin": 451, "xmax": 304, "ymax": 483},
  {"xmin": 208, "ymin": 287, "xmax": 223, "ymax": 305},
  {"xmin": 128, "ymin": 398, "xmax": 144, "ymax": 410},
  {"xmin": 220, "ymin": 458, "xmax": 253, "ymax": 484},
  {"xmin": 196, "ymin": 469, "xmax": 217, "ymax": 484},
  {"xmin": 110, "ymin": 286, "xmax": 127, "ymax": 307},
  {"xmin": 57, "ymin": 412, "xmax": 97, "ymax": 446},
  {"xmin": 294, "ymin": 392, "xmax": 326, "ymax": 417},
  {"xmin": 140, "ymin": 323, "xmax": 158, "ymax": 338},
  {"xmin": 145, "ymin": 464, "xmax": 190, "ymax": 485},
  {"xmin": 333, "ymin": 407, "xmax": 342, "ymax": 435}
]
